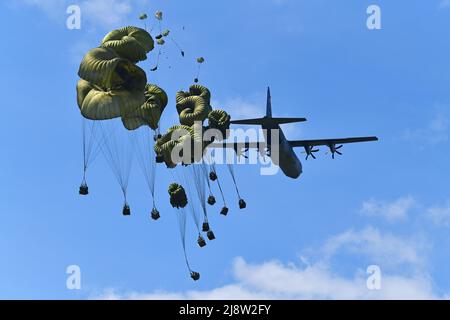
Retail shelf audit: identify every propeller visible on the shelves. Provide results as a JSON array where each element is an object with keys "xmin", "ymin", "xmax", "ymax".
[
  {"xmin": 258, "ymin": 146, "xmax": 270, "ymax": 160},
  {"xmin": 302, "ymin": 145, "xmax": 319, "ymax": 160},
  {"xmin": 327, "ymin": 144, "xmax": 343, "ymax": 159},
  {"xmin": 234, "ymin": 146, "xmax": 249, "ymax": 159}
]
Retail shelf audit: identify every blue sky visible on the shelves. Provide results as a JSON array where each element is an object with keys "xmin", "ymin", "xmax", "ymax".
[{"xmin": 0, "ymin": 0, "xmax": 450, "ymax": 299}]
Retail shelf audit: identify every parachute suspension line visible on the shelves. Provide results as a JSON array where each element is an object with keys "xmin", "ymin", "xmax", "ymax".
[
  {"xmin": 99, "ymin": 120, "xmax": 133, "ymax": 214},
  {"xmin": 194, "ymin": 64, "xmax": 201, "ymax": 83},
  {"xmin": 181, "ymin": 170, "xmax": 202, "ymax": 234},
  {"xmin": 227, "ymin": 164, "xmax": 247, "ymax": 209},
  {"xmin": 170, "ymin": 168, "xmax": 201, "ymax": 234},
  {"xmin": 170, "ymin": 169, "xmax": 200, "ymax": 280},
  {"xmin": 191, "ymin": 164, "xmax": 216, "ymax": 240},
  {"xmin": 169, "ymin": 37, "xmax": 185, "ymax": 57},
  {"xmin": 132, "ymin": 126, "xmax": 159, "ymax": 219},
  {"xmin": 177, "ymin": 205, "xmax": 192, "ymax": 273},
  {"xmin": 211, "ymin": 163, "xmax": 226, "ymax": 205},
  {"xmin": 150, "ymin": 48, "xmax": 162, "ymax": 72},
  {"xmin": 205, "ymin": 152, "xmax": 226, "ymax": 214},
  {"xmin": 191, "ymin": 165, "xmax": 207, "ymax": 219},
  {"xmin": 194, "ymin": 57, "xmax": 205, "ymax": 83},
  {"xmin": 227, "ymin": 164, "xmax": 240, "ymax": 198},
  {"xmin": 80, "ymin": 118, "xmax": 103, "ymax": 195},
  {"xmin": 201, "ymin": 162, "xmax": 214, "ymax": 197}
]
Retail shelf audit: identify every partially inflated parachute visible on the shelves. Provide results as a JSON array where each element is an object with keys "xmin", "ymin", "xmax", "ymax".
[{"xmin": 101, "ymin": 26, "xmax": 154, "ymax": 63}]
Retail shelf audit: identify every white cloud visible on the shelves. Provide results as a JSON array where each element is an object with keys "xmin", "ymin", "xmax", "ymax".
[
  {"xmin": 360, "ymin": 196, "xmax": 415, "ymax": 223},
  {"xmin": 93, "ymin": 226, "xmax": 438, "ymax": 300},
  {"xmin": 427, "ymin": 202, "xmax": 450, "ymax": 227},
  {"xmin": 402, "ymin": 108, "xmax": 449, "ymax": 145},
  {"xmin": 80, "ymin": 0, "xmax": 132, "ymax": 28},
  {"xmin": 319, "ymin": 226, "xmax": 427, "ymax": 269},
  {"xmin": 95, "ymin": 256, "xmax": 435, "ymax": 300}
]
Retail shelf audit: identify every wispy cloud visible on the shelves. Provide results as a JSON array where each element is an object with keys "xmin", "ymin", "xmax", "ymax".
[
  {"xmin": 439, "ymin": 0, "xmax": 450, "ymax": 8},
  {"xmin": 402, "ymin": 107, "xmax": 449, "ymax": 146},
  {"xmin": 213, "ymin": 97, "xmax": 302, "ymax": 137},
  {"xmin": 80, "ymin": 0, "xmax": 132, "ymax": 28},
  {"xmin": 93, "ymin": 226, "xmax": 437, "ymax": 300},
  {"xmin": 360, "ymin": 196, "xmax": 415, "ymax": 223},
  {"xmin": 427, "ymin": 202, "xmax": 450, "ymax": 227},
  {"xmin": 319, "ymin": 226, "xmax": 427, "ymax": 269}
]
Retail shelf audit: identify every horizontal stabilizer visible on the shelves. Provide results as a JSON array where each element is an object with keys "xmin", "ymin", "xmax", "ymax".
[{"xmin": 230, "ymin": 117, "xmax": 307, "ymax": 125}]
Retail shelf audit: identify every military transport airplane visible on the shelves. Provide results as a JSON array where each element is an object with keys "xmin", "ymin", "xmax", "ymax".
[{"xmin": 209, "ymin": 87, "xmax": 378, "ymax": 179}]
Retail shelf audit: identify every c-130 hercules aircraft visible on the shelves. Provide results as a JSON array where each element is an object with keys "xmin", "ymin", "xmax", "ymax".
[{"xmin": 210, "ymin": 87, "xmax": 378, "ymax": 179}]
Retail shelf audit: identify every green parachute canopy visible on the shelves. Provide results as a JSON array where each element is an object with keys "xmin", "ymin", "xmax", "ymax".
[
  {"xmin": 154, "ymin": 124, "xmax": 203, "ymax": 167},
  {"xmin": 101, "ymin": 26, "xmax": 154, "ymax": 63},
  {"xmin": 207, "ymin": 109, "xmax": 231, "ymax": 140}
]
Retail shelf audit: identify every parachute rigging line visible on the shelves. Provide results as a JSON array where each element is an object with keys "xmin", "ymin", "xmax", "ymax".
[
  {"xmin": 132, "ymin": 126, "xmax": 158, "ymax": 217},
  {"xmin": 227, "ymin": 164, "xmax": 247, "ymax": 209},
  {"xmin": 80, "ymin": 117, "xmax": 105, "ymax": 194},
  {"xmin": 99, "ymin": 119, "xmax": 134, "ymax": 210},
  {"xmin": 169, "ymin": 172, "xmax": 200, "ymax": 280},
  {"xmin": 211, "ymin": 163, "xmax": 226, "ymax": 206}
]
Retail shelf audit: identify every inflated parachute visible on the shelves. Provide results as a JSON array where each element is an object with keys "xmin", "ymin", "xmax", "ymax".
[
  {"xmin": 101, "ymin": 26, "xmax": 154, "ymax": 63},
  {"xmin": 141, "ymin": 84, "xmax": 168, "ymax": 130},
  {"xmin": 207, "ymin": 109, "xmax": 231, "ymax": 140},
  {"xmin": 154, "ymin": 85, "xmax": 231, "ymax": 170},
  {"xmin": 123, "ymin": 84, "xmax": 168, "ymax": 131},
  {"xmin": 154, "ymin": 124, "xmax": 203, "ymax": 168},
  {"xmin": 76, "ymin": 26, "xmax": 163, "ymax": 215},
  {"xmin": 176, "ymin": 85, "xmax": 212, "ymax": 126}
]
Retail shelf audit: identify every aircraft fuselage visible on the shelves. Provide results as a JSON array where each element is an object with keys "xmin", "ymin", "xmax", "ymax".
[{"xmin": 263, "ymin": 122, "xmax": 302, "ymax": 179}]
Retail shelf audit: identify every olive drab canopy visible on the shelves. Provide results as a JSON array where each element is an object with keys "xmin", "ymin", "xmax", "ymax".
[
  {"xmin": 123, "ymin": 84, "xmax": 168, "ymax": 130},
  {"xmin": 207, "ymin": 109, "xmax": 231, "ymax": 140},
  {"xmin": 154, "ymin": 124, "xmax": 203, "ymax": 168},
  {"xmin": 76, "ymin": 26, "xmax": 169, "ymax": 131},
  {"xmin": 101, "ymin": 26, "xmax": 154, "ymax": 63}
]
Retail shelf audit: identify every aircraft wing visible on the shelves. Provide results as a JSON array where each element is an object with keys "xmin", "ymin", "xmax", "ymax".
[
  {"xmin": 207, "ymin": 141, "xmax": 264, "ymax": 149},
  {"xmin": 206, "ymin": 141, "xmax": 265, "ymax": 158},
  {"xmin": 288, "ymin": 136, "xmax": 378, "ymax": 148}
]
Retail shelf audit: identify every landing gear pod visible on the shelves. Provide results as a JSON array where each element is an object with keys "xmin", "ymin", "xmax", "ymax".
[
  {"xmin": 239, "ymin": 199, "xmax": 246, "ymax": 209},
  {"xmin": 151, "ymin": 208, "xmax": 160, "ymax": 220},
  {"xmin": 220, "ymin": 206, "xmax": 229, "ymax": 216}
]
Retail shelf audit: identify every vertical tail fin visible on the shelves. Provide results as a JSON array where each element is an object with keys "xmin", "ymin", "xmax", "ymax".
[{"xmin": 266, "ymin": 87, "xmax": 272, "ymax": 118}]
